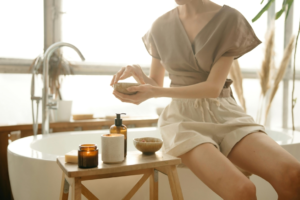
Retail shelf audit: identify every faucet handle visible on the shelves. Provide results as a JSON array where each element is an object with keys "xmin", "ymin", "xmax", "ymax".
[
  {"xmin": 50, "ymin": 106, "xmax": 58, "ymax": 110},
  {"xmin": 48, "ymin": 94, "xmax": 54, "ymax": 99},
  {"xmin": 47, "ymin": 102, "xmax": 57, "ymax": 106},
  {"xmin": 47, "ymin": 102, "xmax": 57, "ymax": 110}
]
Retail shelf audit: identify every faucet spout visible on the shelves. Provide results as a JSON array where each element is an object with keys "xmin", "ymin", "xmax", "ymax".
[
  {"xmin": 44, "ymin": 42, "xmax": 85, "ymax": 62},
  {"xmin": 42, "ymin": 42, "xmax": 85, "ymax": 135}
]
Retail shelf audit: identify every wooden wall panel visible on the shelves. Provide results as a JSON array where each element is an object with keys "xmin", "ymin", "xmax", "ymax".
[{"xmin": 0, "ymin": 132, "xmax": 12, "ymax": 200}]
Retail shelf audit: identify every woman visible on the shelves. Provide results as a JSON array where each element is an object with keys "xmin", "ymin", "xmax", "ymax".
[{"xmin": 110, "ymin": 0, "xmax": 300, "ymax": 199}]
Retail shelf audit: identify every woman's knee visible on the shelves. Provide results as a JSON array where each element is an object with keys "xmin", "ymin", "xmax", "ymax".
[
  {"xmin": 275, "ymin": 162, "xmax": 300, "ymax": 198},
  {"xmin": 230, "ymin": 180, "xmax": 256, "ymax": 200}
]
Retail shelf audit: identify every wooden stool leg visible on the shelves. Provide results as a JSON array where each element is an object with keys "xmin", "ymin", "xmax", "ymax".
[
  {"xmin": 71, "ymin": 177, "xmax": 82, "ymax": 200},
  {"xmin": 60, "ymin": 174, "xmax": 69, "ymax": 200},
  {"xmin": 123, "ymin": 171, "xmax": 152, "ymax": 200},
  {"xmin": 149, "ymin": 169, "xmax": 159, "ymax": 200},
  {"xmin": 166, "ymin": 165, "xmax": 184, "ymax": 200},
  {"xmin": 81, "ymin": 184, "xmax": 99, "ymax": 200}
]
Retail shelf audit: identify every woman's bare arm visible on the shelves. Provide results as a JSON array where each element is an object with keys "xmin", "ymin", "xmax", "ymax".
[
  {"xmin": 110, "ymin": 57, "xmax": 165, "ymax": 87},
  {"xmin": 153, "ymin": 56, "xmax": 234, "ymax": 98},
  {"xmin": 142, "ymin": 57, "xmax": 165, "ymax": 87},
  {"xmin": 113, "ymin": 56, "xmax": 234, "ymax": 105}
]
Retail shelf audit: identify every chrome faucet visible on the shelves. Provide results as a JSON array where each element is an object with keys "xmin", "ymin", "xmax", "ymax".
[
  {"xmin": 31, "ymin": 54, "xmax": 43, "ymax": 136},
  {"xmin": 41, "ymin": 42, "xmax": 85, "ymax": 135}
]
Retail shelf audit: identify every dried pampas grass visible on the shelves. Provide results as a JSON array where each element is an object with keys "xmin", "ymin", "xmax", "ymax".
[
  {"xmin": 265, "ymin": 35, "xmax": 295, "ymax": 121},
  {"xmin": 257, "ymin": 28, "xmax": 275, "ymax": 124},
  {"xmin": 259, "ymin": 28, "xmax": 274, "ymax": 96},
  {"xmin": 29, "ymin": 53, "xmax": 73, "ymax": 100},
  {"xmin": 229, "ymin": 60, "xmax": 246, "ymax": 111},
  {"xmin": 292, "ymin": 21, "xmax": 300, "ymax": 131}
]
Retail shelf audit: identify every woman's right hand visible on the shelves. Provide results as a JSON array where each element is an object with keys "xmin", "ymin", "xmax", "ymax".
[{"xmin": 110, "ymin": 64, "xmax": 146, "ymax": 86}]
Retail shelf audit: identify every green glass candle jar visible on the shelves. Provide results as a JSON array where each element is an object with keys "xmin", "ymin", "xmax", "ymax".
[{"xmin": 78, "ymin": 144, "xmax": 98, "ymax": 168}]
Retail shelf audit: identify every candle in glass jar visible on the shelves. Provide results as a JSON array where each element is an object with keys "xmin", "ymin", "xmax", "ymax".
[{"xmin": 78, "ymin": 144, "xmax": 98, "ymax": 168}]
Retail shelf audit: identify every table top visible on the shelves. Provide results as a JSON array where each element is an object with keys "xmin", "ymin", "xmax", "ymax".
[{"xmin": 57, "ymin": 151, "xmax": 181, "ymax": 178}]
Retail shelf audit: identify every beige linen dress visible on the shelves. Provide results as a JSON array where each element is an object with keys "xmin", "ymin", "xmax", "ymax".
[{"xmin": 142, "ymin": 5, "xmax": 267, "ymax": 177}]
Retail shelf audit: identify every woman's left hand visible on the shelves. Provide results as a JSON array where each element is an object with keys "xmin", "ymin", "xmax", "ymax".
[{"xmin": 113, "ymin": 84, "xmax": 155, "ymax": 105}]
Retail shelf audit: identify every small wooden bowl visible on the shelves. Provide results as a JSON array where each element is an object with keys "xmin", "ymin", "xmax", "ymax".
[
  {"xmin": 113, "ymin": 83, "xmax": 140, "ymax": 95},
  {"xmin": 133, "ymin": 137, "xmax": 163, "ymax": 154}
]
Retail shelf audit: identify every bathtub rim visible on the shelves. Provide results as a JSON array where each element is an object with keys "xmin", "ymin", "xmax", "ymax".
[
  {"xmin": 7, "ymin": 127, "xmax": 158, "ymax": 161},
  {"xmin": 7, "ymin": 127, "xmax": 300, "ymax": 162}
]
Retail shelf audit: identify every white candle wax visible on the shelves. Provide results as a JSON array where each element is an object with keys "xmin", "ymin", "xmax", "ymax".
[{"xmin": 101, "ymin": 134, "xmax": 124, "ymax": 163}]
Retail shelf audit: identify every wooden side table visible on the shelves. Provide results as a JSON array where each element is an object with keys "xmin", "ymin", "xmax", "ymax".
[{"xmin": 57, "ymin": 151, "xmax": 184, "ymax": 200}]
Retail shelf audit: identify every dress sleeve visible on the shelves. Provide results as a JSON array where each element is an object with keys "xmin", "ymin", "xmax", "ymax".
[
  {"xmin": 213, "ymin": 9, "xmax": 261, "ymax": 65},
  {"xmin": 142, "ymin": 29, "xmax": 161, "ymax": 60}
]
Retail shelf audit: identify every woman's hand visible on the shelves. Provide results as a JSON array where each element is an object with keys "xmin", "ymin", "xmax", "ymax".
[
  {"xmin": 112, "ymin": 84, "xmax": 156, "ymax": 105},
  {"xmin": 110, "ymin": 65, "xmax": 146, "ymax": 86}
]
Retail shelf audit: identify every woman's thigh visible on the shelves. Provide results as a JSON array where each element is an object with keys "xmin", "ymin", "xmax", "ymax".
[
  {"xmin": 227, "ymin": 132, "xmax": 300, "ymax": 195},
  {"xmin": 178, "ymin": 143, "xmax": 256, "ymax": 200}
]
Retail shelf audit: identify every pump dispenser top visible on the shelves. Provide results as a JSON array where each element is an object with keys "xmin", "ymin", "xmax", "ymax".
[{"xmin": 115, "ymin": 113, "xmax": 126, "ymax": 126}]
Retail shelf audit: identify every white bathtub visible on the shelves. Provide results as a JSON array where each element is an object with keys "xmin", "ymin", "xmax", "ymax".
[{"xmin": 7, "ymin": 127, "xmax": 300, "ymax": 200}]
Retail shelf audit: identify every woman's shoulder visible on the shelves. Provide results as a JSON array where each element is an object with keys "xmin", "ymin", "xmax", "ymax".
[
  {"xmin": 222, "ymin": 5, "xmax": 248, "ymax": 23},
  {"xmin": 150, "ymin": 7, "xmax": 177, "ymax": 31}
]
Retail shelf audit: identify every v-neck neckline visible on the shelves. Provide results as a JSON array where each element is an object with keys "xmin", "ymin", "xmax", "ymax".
[{"xmin": 175, "ymin": 5, "xmax": 226, "ymax": 54}]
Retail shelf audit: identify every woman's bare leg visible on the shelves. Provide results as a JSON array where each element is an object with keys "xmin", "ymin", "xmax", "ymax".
[
  {"xmin": 227, "ymin": 132, "xmax": 300, "ymax": 200},
  {"xmin": 178, "ymin": 143, "xmax": 257, "ymax": 200}
]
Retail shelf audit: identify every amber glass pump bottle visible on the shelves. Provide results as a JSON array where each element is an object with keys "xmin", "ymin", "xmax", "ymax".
[{"xmin": 110, "ymin": 113, "xmax": 127, "ymax": 158}]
